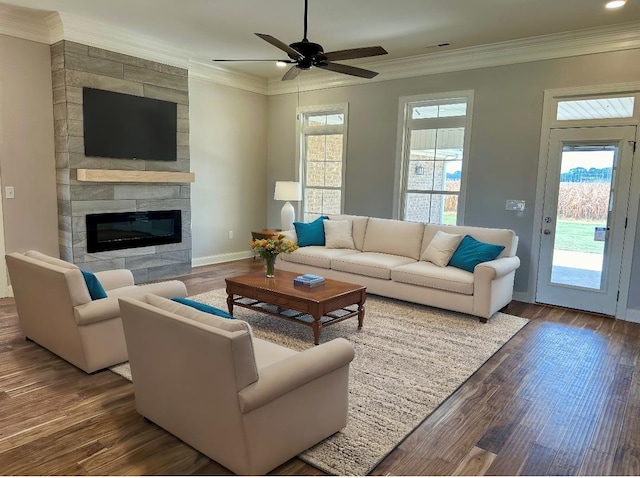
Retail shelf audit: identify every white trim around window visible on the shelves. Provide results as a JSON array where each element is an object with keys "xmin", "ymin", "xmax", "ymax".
[
  {"xmin": 297, "ymin": 103, "xmax": 349, "ymax": 221},
  {"xmin": 393, "ymin": 90, "xmax": 474, "ymax": 224}
]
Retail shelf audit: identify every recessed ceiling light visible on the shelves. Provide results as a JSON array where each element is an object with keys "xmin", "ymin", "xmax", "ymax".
[{"xmin": 606, "ymin": 0, "xmax": 627, "ymax": 9}]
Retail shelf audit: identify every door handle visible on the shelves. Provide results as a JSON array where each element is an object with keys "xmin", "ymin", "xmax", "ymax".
[{"xmin": 543, "ymin": 229, "xmax": 552, "ymax": 235}]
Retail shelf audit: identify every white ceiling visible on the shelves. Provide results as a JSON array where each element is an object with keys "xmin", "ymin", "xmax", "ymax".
[{"xmin": 2, "ymin": 0, "xmax": 640, "ymax": 80}]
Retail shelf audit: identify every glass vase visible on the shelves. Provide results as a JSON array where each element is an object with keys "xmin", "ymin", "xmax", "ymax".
[{"xmin": 265, "ymin": 254, "xmax": 277, "ymax": 278}]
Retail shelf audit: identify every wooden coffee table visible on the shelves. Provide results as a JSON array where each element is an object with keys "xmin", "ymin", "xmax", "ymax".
[{"xmin": 225, "ymin": 270, "xmax": 366, "ymax": 345}]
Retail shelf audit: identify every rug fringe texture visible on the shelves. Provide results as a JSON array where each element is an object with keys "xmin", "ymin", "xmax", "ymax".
[{"xmin": 110, "ymin": 289, "xmax": 528, "ymax": 476}]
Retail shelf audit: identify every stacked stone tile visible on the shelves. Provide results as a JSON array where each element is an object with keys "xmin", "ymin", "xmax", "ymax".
[{"xmin": 51, "ymin": 41, "xmax": 191, "ymax": 282}]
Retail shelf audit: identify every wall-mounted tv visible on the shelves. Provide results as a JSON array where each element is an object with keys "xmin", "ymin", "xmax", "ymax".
[{"xmin": 83, "ymin": 87, "xmax": 177, "ymax": 161}]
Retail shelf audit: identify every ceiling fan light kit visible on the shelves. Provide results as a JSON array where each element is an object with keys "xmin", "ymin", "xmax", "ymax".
[{"xmin": 214, "ymin": 0, "xmax": 388, "ymax": 81}]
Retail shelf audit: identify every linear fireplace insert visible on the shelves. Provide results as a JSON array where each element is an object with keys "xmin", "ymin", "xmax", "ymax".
[{"xmin": 86, "ymin": 210, "xmax": 182, "ymax": 253}]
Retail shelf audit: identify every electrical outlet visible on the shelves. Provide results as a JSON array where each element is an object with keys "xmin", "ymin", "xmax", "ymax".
[
  {"xmin": 5, "ymin": 186, "xmax": 14, "ymax": 199},
  {"xmin": 228, "ymin": 230, "xmax": 233, "ymax": 239},
  {"xmin": 505, "ymin": 199, "xmax": 525, "ymax": 211}
]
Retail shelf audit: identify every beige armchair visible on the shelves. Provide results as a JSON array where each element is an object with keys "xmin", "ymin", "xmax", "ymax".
[
  {"xmin": 118, "ymin": 294, "xmax": 355, "ymax": 475},
  {"xmin": 5, "ymin": 250, "xmax": 187, "ymax": 373}
]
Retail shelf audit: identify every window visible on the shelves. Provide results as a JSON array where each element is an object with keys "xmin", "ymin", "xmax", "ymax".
[
  {"xmin": 557, "ymin": 96, "xmax": 635, "ymax": 121},
  {"xmin": 396, "ymin": 92, "xmax": 473, "ymax": 225},
  {"xmin": 299, "ymin": 104, "xmax": 348, "ymax": 221}
]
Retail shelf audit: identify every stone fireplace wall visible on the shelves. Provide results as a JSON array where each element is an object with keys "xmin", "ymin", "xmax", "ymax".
[{"xmin": 52, "ymin": 40, "xmax": 192, "ymax": 282}]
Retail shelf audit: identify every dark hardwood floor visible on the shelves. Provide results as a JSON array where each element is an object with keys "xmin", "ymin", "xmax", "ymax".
[{"xmin": 0, "ymin": 258, "xmax": 638, "ymax": 475}]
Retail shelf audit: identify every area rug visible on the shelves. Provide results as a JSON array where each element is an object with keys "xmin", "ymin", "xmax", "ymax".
[{"xmin": 110, "ymin": 289, "xmax": 528, "ymax": 476}]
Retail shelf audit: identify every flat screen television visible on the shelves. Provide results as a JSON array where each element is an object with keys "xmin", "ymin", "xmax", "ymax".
[{"xmin": 83, "ymin": 87, "xmax": 177, "ymax": 161}]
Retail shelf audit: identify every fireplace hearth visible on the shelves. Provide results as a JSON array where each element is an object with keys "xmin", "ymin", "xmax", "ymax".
[{"xmin": 86, "ymin": 210, "xmax": 182, "ymax": 253}]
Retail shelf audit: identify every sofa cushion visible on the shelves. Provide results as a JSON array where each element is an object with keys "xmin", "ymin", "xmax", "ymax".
[
  {"xmin": 422, "ymin": 224, "xmax": 517, "ymax": 258},
  {"xmin": 449, "ymin": 235, "xmax": 505, "ymax": 272},
  {"xmin": 420, "ymin": 230, "xmax": 462, "ymax": 267},
  {"xmin": 280, "ymin": 246, "xmax": 360, "ymax": 269},
  {"xmin": 171, "ymin": 297, "xmax": 234, "ymax": 319},
  {"xmin": 362, "ymin": 218, "xmax": 425, "ymax": 260},
  {"xmin": 323, "ymin": 219, "xmax": 355, "ymax": 249},
  {"xmin": 293, "ymin": 216, "xmax": 328, "ymax": 247},
  {"xmin": 80, "ymin": 270, "xmax": 108, "ymax": 300},
  {"xmin": 328, "ymin": 214, "xmax": 369, "ymax": 250},
  {"xmin": 331, "ymin": 252, "xmax": 416, "ymax": 280},
  {"xmin": 391, "ymin": 262, "xmax": 474, "ymax": 295}
]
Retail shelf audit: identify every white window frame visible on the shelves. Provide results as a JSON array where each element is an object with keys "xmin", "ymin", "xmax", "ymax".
[
  {"xmin": 393, "ymin": 90, "xmax": 474, "ymax": 224},
  {"xmin": 297, "ymin": 103, "xmax": 349, "ymax": 221}
]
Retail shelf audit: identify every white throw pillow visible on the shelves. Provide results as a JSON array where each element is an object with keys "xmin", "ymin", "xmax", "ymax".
[
  {"xmin": 421, "ymin": 230, "xmax": 463, "ymax": 267},
  {"xmin": 280, "ymin": 229, "xmax": 298, "ymax": 246},
  {"xmin": 323, "ymin": 220, "xmax": 355, "ymax": 249}
]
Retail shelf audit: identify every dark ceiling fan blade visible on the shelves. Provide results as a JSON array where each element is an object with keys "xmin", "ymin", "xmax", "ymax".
[
  {"xmin": 323, "ymin": 46, "xmax": 388, "ymax": 62},
  {"xmin": 213, "ymin": 59, "xmax": 293, "ymax": 62},
  {"xmin": 255, "ymin": 33, "xmax": 303, "ymax": 59},
  {"xmin": 318, "ymin": 62, "xmax": 379, "ymax": 79},
  {"xmin": 282, "ymin": 65, "xmax": 301, "ymax": 81}
]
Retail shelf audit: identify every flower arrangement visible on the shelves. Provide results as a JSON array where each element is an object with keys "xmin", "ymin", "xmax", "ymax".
[
  {"xmin": 250, "ymin": 233, "xmax": 298, "ymax": 259},
  {"xmin": 250, "ymin": 233, "xmax": 298, "ymax": 278}
]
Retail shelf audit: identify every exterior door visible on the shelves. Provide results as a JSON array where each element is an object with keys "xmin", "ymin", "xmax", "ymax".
[{"xmin": 536, "ymin": 126, "xmax": 637, "ymax": 315}]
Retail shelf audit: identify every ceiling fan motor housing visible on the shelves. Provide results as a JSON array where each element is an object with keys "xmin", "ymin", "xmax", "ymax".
[{"xmin": 289, "ymin": 40, "xmax": 326, "ymax": 69}]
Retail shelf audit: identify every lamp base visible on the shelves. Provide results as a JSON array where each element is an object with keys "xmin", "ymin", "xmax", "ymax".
[{"xmin": 280, "ymin": 201, "xmax": 295, "ymax": 231}]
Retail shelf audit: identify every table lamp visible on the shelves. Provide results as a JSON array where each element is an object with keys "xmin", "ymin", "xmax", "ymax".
[{"xmin": 274, "ymin": 181, "xmax": 302, "ymax": 231}]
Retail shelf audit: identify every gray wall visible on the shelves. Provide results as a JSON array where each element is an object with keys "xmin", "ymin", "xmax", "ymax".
[
  {"xmin": 189, "ymin": 76, "xmax": 268, "ymax": 262},
  {"xmin": 0, "ymin": 34, "xmax": 59, "ymax": 257},
  {"xmin": 267, "ymin": 48, "xmax": 640, "ymax": 300}
]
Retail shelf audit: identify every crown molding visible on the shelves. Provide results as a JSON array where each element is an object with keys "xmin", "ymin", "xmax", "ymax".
[
  {"xmin": 266, "ymin": 20, "xmax": 640, "ymax": 95},
  {"xmin": 1, "ymin": 3, "xmax": 640, "ymax": 96},
  {"xmin": 189, "ymin": 60, "xmax": 268, "ymax": 95},
  {"xmin": 56, "ymin": 12, "xmax": 190, "ymax": 70},
  {"xmin": 0, "ymin": 4, "xmax": 52, "ymax": 44}
]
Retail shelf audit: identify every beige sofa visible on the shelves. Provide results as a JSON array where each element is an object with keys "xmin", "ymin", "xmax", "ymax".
[
  {"xmin": 119, "ymin": 294, "xmax": 355, "ymax": 475},
  {"xmin": 5, "ymin": 250, "xmax": 188, "ymax": 373},
  {"xmin": 277, "ymin": 215, "xmax": 520, "ymax": 321}
]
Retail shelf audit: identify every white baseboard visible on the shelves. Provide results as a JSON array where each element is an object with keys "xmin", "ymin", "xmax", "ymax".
[
  {"xmin": 624, "ymin": 308, "xmax": 640, "ymax": 323},
  {"xmin": 192, "ymin": 250, "xmax": 253, "ymax": 267}
]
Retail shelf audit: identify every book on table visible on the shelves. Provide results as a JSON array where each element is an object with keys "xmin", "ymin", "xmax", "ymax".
[{"xmin": 294, "ymin": 274, "xmax": 325, "ymax": 287}]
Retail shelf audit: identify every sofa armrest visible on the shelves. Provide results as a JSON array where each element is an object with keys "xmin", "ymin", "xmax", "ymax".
[
  {"xmin": 73, "ymin": 297, "xmax": 121, "ymax": 326},
  {"xmin": 94, "ymin": 269, "xmax": 135, "ymax": 290},
  {"xmin": 238, "ymin": 338, "xmax": 355, "ymax": 414},
  {"xmin": 474, "ymin": 256, "xmax": 521, "ymax": 281}
]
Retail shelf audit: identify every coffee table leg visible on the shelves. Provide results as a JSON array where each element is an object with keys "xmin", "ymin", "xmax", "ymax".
[
  {"xmin": 358, "ymin": 303, "xmax": 365, "ymax": 329},
  {"xmin": 312, "ymin": 316, "xmax": 322, "ymax": 346},
  {"xmin": 227, "ymin": 293, "xmax": 234, "ymax": 315}
]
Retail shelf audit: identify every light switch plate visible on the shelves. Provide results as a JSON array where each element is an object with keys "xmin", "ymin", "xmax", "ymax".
[
  {"xmin": 5, "ymin": 186, "xmax": 14, "ymax": 199},
  {"xmin": 506, "ymin": 199, "xmax": 525, "ymax": 211}
]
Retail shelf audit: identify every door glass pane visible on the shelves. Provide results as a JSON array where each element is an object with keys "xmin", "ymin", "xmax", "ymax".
[{"xmin": 550, "ymin": 145, "xmax": 615, "ymax": 289}]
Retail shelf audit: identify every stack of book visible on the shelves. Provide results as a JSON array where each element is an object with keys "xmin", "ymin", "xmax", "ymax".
[{"xmin": 293, "ymin": 274, "xmax": 326, "ymax": 288}]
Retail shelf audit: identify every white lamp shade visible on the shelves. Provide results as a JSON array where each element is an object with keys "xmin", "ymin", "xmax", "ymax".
[{"xmin": 274, "ymin": 181, "xmax": 302, "ymax": 201}]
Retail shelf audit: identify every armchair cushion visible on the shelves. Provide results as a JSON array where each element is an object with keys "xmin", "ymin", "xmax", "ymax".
[
  {"xmin": 171, "ymin": 297, "xmax": 234, "ymax": 319},
  {"xmin": 80, "ymin": 270, "xmax": 108, "ymax": 300}
]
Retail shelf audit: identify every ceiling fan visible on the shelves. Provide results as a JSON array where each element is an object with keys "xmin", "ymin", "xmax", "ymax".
[{"xmin": 213, "ymin": 0, "xmax": 388, "ymax": 81}]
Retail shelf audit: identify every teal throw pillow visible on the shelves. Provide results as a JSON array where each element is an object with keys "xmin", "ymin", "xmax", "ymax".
[
  {"xmin": 80, "ymin": 270, "xmax": 108, "ymax": 300},
  {"xmin": 448, "ymin": 235, "xmax": 505, "ymax": 272},
  {"xmin": 171, "ymin": 297, "xmax": 235, "ymax": 319},
  {"xmin": 293, "ymin": 215, "xmax": 329, "ymax": 247}
]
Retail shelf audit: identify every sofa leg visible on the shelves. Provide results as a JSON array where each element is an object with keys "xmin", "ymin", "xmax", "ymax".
[{"xmin": 479, "ymin": 317, "xmax": 488, "ymax": 324}]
